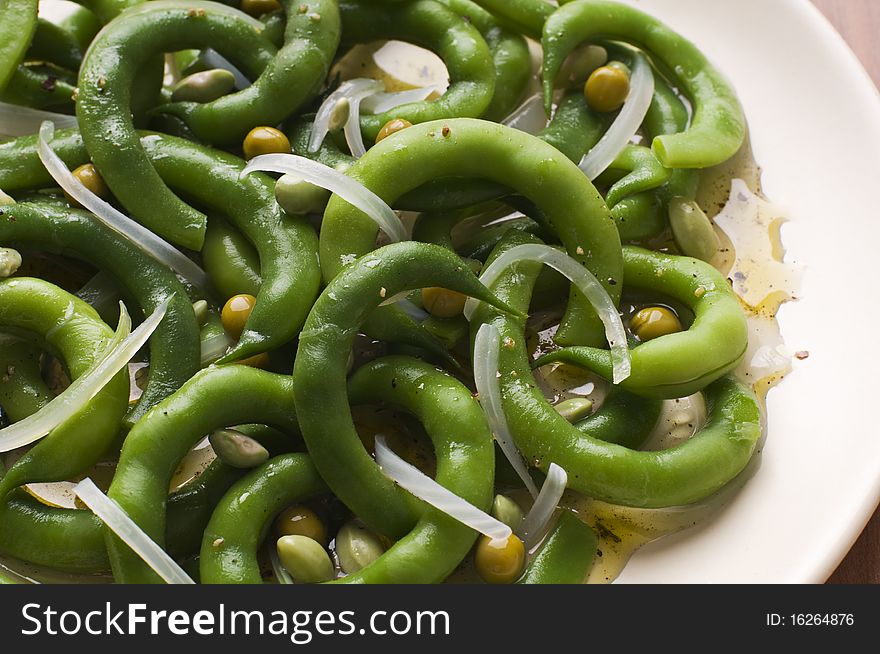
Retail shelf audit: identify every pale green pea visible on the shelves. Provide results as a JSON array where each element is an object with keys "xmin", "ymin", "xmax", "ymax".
[
  {"xmin": 668, "ymin": 197, "xmax": 721, "ymax": 262},
  {"xmin": 192, "ymin": 300, "xmax": 209, "ymax": 327},
  {"xmin": 492, "ymin": 495, "xmax": 523, "ymax": 530},
  {"xmin": 335, "ymin": 520, "xmax": 385, "ymax": 574},
  {"xmin": 275, "ymin": 174, "xmax": 331, "ymax": 215},
  {"xmin": 171, "ymin": 69, "xmax": 236, "ymax": 103},
  {"xmin": 0, "ymin": 248, "xmax": 22, "ymax": 278},
  {"xmin": 277, "ymin": 535, "xmax": 335, "ymax": 583},
  {"xmin": 553, "ymin": 397, "xmax": 594, "ymax": 423},
  {"xmin": 0, "ymin": 190, "xmax": 15, "ymax": 206},
  {"xmin": 209, "ymin": 429, "xmax": 269, "ymax": 469},
  {"xmin": 557, "ymin": 44, "xmax": 608, "ymax": 87},
  {"xmin": 329, "ymin": 97, "xmax": 350, "ymax": 131}
]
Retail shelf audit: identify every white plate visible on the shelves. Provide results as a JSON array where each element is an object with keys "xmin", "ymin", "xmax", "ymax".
[{"xmin": 614, "ymin": 0, "xmax": 880, "ymax": 583}]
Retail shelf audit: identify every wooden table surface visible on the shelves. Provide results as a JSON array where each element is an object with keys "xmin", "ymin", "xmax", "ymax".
[{"xmin": 810, "ymin": 0, "xmax": 880, "ymax": 584}]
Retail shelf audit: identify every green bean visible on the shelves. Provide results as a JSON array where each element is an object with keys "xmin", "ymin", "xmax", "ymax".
[
  {"xmin": 202, "ymin": 356, "xmax": 495, "ymax": 584},
  {"xmin": 600, "ymin": 145, "xmax": 671, "ymax": 208},
  {"xmin": 533, "ymin": 247, "xmax": 748, "ymax": 399},
  {"xmin": 0, "ymin": 201, "xmax": 200, "ymax": 427},
  {"xmin": 293, "ymin": 241, "xmax": 518, "ymax": 538},
  {"xmin": 29, "ymin": 2, "xmax": 101, "ymax": 71},
  {"xmin": 471, "ymin": 232, "xmax": 761, "ymax": 507},
  {"xmin": 76, "ymin": 0, "xmax": 278, "ymax": 249},
  {"xmin": 0, "ymin": 130, "xmax": 321, "ymax": 364},
  {"xmin": 320, "ymin": 118, "xmax": 622, "ymax": 348},
  {"xmin": 72, "ymin": 0, "xmax": 139, "ymax": 24},
  {"xmin": 517, "ymin": 512, "xmax": 597, "ymax": 584},
  {"xmin": 200, "ymin": 454, "xmax": 327, "ymax": 583},
  {"xmin": 542, "ymin": 0, "xmax": 746, "ymax": 168},
  {"xmin": 0, "ymin": 0, "xmax": 38, "ymax": 92},
  {"xmin": 0, "ymin": 335, "xmax": 52, "ymax": 423},
  {"xmin": 470, "ymin": 0, "xmax": 552, "ymax": 40},
  {"xmin": 156, "ymin": 0, "xmax": 341, "ymax": 145},
  {"xmin": 202, "ymin": 217, "xmax": 262, "ymax": 299},
  {"xmin": 0, "ymin": 278, "xmax": 129, "ymax": 499},
  {"xmin": 106, "ymin": 366, "xmax": 301, "ymax": 583},
  {"xmin": 436, "ymin": 0, "xmax": 531, "ymax": 121},
  {"xmin": 572, "ymin": 386, "xmax": 661, "ymax": 449},
  {"xmin": 610, "ymin": 193, "xmax": 666, "ymax": 242},
  {"xmin": 0, "ymin": 456, "xmax": 270, "ymax": 573},
  {"xmin": 339, "ymin": 0, "xmax": 495, "ymax": 142},
  {"xmin": 338, "ymin": 356, "xmax": 494, "ymax": 583},
  {"xmin": 0, "ymin": 65, "xmax": 78, "ymax": 110}
]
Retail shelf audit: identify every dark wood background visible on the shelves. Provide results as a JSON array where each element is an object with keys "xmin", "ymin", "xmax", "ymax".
[{"xmin": 810, "ymin": 0, "xmax": 879, "ymax": 584}]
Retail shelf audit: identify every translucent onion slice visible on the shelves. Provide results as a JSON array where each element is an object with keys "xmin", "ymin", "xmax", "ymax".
[
  {"xmin": 361, "ymin": 85, "xmax": 438, "ymax": 115},
  {"xmin": 343, "ymin": 83, "xmax": 389, "ymax": 159},
  {"xmin": 308, "ymin": 79, "xmax": 383, "ymax": 154},
  {"xmin": 502, "ymin": 94, "xmax": 548, "ymax": 135},
  {"xmin": 0, "ymin": 299, "xmax": 169, "ymax": 452},
  {"xmin": 473, "ymin": 323, "xmax": 540, "ymax": 498},
  {"xmin": 0, "ymin": 102, "xmax": 77, "ymax": 137},
  {"xmin": 73, "ymin": 478, "xmax": 195, "ymax": 585},
  {"xmin": 241, "ymin": 153, "xmax": 406, "ymax": 243},
  {"xmin": 38, "ymin": 122, "xmax": 210, "ymax": 292},
  {"xmin": 375, "ymin": 435, "xmax": 511, "ymax": 542},
  {"xmin": 465, "ymin": 244, "xmax": 631, "ymax": 383},
  {"xmin": 578, "ymin": 52, "xmax": 654, "ymax": 180},
  {"xmin": 517, "ymin": 462, "xmax": 568, "ymax": 550},
  {"xmin": 199, "ymin": 48, "xmax": 251, "ymax": 90}
]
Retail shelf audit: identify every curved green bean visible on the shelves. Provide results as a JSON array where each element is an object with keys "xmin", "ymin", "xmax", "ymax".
[
  {"xmin": 156, "ymin": 0, "xmax": 341, "ymax": 145},
  {"xmin": 534, "ymin": 246, "xmax": 748, "ymax": 399},
  {"xmin": 0, "ymin": 278, "xmax": 129, "ymax": 498},
  {"xmin": 542, "ymin": 0, "xmax": 746, "ymax": 168},
  {"xmin": 293, "ymin": 241, "xmax": 518, "ymax": 538},
  {"xmin": 321, "ymin": 118, "xmax": 622, "ymax": 348},
  {"xmin": 76, "ymin": 0, "xmax": 277, "ymax": 249},
  {"xmin": 471, "ymin": 233, "xmax": 761, "ymax": 507},
  {"xmin": 339, "ymin": 0, "xmax": 495, "ymax": 142},
  {"xmin": 0, "ymin": 200, "xmax": 200, "ymax": 427}
]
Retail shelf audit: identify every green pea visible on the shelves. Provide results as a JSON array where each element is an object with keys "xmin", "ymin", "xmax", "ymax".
[
  {"xmin": 0, "ymin": 248, "xmax": 22, "ymax": 278},
  {"xmin": 191, "ymin": 300, "xmax": 209, "ymax": 327},
  {"xmin": 668, "ymin": 197, "xmax": 721, "ymax": 262},
  {"xmin": 556, "ymin": 44, "xmax": 607, "ymax": 88},
  {"xmin": 328, "ymin": 97, "xmax": 350, "ymax": 131},
  {"xmin": 170, "ymin": 69, "xmax": 236, "ymax": 103},
  {"xmin": 209, "ymin": 429, "xmax": 269, "ymax": 469},
  {"xmin": 276, "ymin": 535, "xmax": 335, "ymax": 583},
  {"xmin": 0, "ymin": 189, "xmax": 15, "ymax": 206},
  {"xmin": 553, "ymin": 397, "xmax": 594, "ymax": 423},
  {"xmin": 275, "ymin": 174, "xmax": 331, "ymax": 215},
  {"xmin": 335, "ymin": 520, "xmax": 386, "ymax": 574},
  {"xmin": 491, "ymin": 494, "xmax": 523, "ymax": 530}
]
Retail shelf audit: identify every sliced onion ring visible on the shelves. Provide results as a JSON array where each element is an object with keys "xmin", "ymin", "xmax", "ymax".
[
  {"xmin": 241, "ymin": 153, "xmax": 407, "ymax": 243},
  {"xmin": 465, "ymin": 243, "xmax": 631, "ymax": 384},
  {"xmin": 73, "ymin": 478, "xmax": 195, "ymax": 585},
  {"xmin": 309, "ymin": 79, "xmax": 383, "ymax": 154},
  {"xmin": 578, "ymin": 52, "xmax": 654, "ymax": 180},
  {"xmin": 0, "ymin": 103, "xmax": 78, "ymax": 137},
  {"xmin": 37, "ymin": 122, "xmax": 210, "ymax": 293},
  {"xmin": 473, "ymin": 323, "xmax": 540, "ymax": 498},
  {"xmin": 517, "ymin": 462, "xmax": 568, "ymax": 549},
  {"xmin": 0, "ymin": 298, "xmax": 169, "ymax": 453},
  {"xmin": 375, "ymin": 435, "xmax": 511, "ymax": 542}
]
